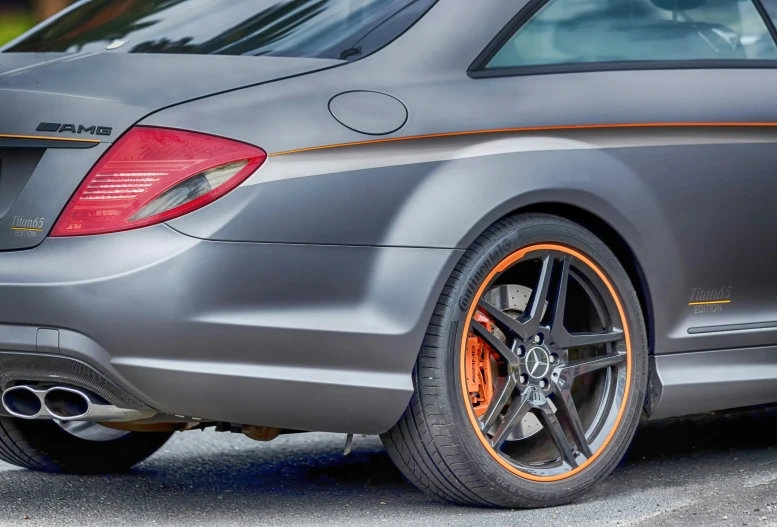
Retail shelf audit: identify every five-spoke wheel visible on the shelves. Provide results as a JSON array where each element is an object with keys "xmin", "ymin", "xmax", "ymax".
[
  {"xmin": 462, "ymin": 246, "xmax": 631, "ymax": 480},
  {"xmin": 382, "ymin": 214, "xmax": 648, "ymax": 507}
]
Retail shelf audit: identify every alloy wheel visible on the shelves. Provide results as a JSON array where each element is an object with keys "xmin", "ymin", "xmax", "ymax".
[{"xmin": 460, "ymin": 244, "xmax": 632, "ymax": 481}]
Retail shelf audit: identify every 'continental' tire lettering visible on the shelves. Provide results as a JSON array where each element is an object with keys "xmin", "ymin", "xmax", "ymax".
[{"xmin": 459, "ymin": 242, "xmax": 507, "ymax": 311}]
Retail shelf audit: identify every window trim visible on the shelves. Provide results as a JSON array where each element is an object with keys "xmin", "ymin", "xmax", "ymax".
[
  {"xmin": 754, "ymin": 0, "xmax": 777, "ymax": 42},
  {"xmin": 468, "ymin": 0, "xmax": 777, "ymax": 78}
]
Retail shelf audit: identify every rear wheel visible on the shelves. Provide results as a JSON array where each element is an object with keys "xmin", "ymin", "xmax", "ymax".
[
  {"xmin": 0, "ymin": 417, "xmax": 172, "ymax": 473},
  {"xmin": 381, "ymin": 213, "xmax": 648, "ymax": 507}
]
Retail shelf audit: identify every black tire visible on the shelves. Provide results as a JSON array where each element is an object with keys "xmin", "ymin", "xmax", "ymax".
[
  {"xmin": 381, "ymin": 213, "xmax": 648, "ymax": 508},
  {"xmin": 0, "ymin": 417, "xmax": 172, "ymax": 473}
]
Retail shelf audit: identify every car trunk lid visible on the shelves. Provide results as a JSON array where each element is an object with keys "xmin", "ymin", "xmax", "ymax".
[
  {"xmin": 0, "ymin": 52, "xmax": 341, "ymax": 250},
  {"xmin": 0, "ymin": 52, "xmax": 341, "ymax": 142}
]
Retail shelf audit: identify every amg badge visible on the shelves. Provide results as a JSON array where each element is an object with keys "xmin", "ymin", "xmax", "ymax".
[{"xmin": 36, "ymin": 123, "xmax": 112, "ymax": 136}]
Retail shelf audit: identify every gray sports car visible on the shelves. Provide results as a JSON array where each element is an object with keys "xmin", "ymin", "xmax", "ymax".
[{"xmin": 0, "ymin": 0, "xmax": 775, "ymax": 508}]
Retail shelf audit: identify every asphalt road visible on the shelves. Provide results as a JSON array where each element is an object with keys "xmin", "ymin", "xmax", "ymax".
[{"xmin": 0, "ymin": 409, "xmax": 776, "ymax": 526}]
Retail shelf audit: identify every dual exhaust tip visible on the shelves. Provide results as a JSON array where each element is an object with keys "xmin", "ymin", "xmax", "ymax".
[
  {"xmin": 1, "ymin": 385, "xmax": 154, "ymax": 422},
  {"xmin": 3, "ymin": 385, "xmax": 99, "ymax": 421}
]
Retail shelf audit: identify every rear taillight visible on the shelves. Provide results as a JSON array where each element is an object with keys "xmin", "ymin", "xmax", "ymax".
[{"xmin": 51, "ymin": 127, "xmax": 266, "ymax": 237}]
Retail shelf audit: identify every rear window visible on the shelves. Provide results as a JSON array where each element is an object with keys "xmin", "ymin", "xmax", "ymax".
[{"xmin": 6, "ymin": 0, "xmax": 436, "ymax": 60}]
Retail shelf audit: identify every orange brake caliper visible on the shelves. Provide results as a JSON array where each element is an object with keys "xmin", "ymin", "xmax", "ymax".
[{"xmin": 466, "ymin": 311, "xmax": 495, "ymax": 417}]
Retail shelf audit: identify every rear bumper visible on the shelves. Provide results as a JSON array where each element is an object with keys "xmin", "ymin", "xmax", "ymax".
[{"xmin": 0, "ymin": 225, "xmax": 460, "ymax": 434}]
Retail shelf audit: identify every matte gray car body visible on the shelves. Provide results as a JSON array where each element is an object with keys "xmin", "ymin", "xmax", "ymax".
[{"xmin": 1, "ymin": 0, "xmax": 776, "ymax": 434}]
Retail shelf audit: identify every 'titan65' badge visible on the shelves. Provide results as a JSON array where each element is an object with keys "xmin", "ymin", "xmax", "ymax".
[{"xmin": 10, "ymin": 217, "xmax": 44, "ymax": 237}]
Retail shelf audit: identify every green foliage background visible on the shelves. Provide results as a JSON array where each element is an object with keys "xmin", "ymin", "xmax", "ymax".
[{"xmin": 0, "ymin": 13, "xmax": 33, "ymax": 45}]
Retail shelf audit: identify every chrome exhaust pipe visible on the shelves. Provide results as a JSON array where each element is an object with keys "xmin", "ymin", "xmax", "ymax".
[
  {"xmin": 42, "ymin": 387, "xmax": 154, "ymax": 422},
  {"xmin": 42, "ymin": 387, "xmax": 91, "ymax": 420},
  {"xmin": 2, "ymin": 386, "xmax": 46, "ymax": 419},
  {"xmin": 1, "ymin": 385, "xmax": 155, "ymax": 422}
]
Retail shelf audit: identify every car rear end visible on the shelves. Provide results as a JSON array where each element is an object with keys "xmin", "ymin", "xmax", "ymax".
[{"xmin": 0, "ymin": 0, "xmax": 443, "ymax": 438}]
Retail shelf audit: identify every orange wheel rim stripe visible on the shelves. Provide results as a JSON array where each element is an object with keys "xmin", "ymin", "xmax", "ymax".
[{"xmin": 459, "ymin": 243, "xmax": 632, "ymax": 482}]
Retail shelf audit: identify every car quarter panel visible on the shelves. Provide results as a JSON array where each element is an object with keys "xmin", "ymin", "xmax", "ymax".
[{"xmin": 152, "ymin": 60, "xmax": 777, "ymax": 360}]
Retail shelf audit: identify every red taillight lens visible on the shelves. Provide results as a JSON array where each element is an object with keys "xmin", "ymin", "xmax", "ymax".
[{"xmin": 51, "ymin": 127, "xmax": 266, "ymax": 237}]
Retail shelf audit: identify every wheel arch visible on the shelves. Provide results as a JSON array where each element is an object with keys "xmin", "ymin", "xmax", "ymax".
[{"xmin": 457, "ymin": 202, "xmax": 655, "ymax": 356}]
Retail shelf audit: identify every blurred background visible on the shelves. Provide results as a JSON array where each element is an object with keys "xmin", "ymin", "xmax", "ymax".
[{"xmin": 0, "ymin": 0, "xmax": 71, "ymax": 45}]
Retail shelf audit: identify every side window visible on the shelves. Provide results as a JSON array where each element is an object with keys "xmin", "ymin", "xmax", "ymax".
[{"xmin": 486, "ymin": 0, "xmax": 777, "ymax": 69}]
